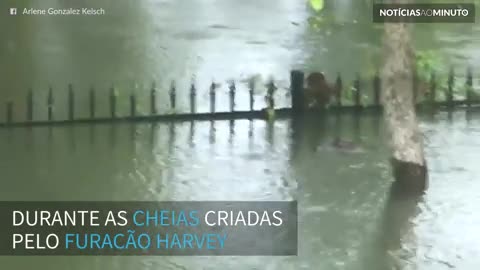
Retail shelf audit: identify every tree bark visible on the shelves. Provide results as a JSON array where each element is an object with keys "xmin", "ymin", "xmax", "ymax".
[{"xmin": 381, "ymin": 1, "xmax": 428, "ymax": 195}]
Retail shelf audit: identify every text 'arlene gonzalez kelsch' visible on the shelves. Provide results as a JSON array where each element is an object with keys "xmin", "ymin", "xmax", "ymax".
[{"xmin": 22, "ymin": 7, "xmax": 106, "ymax": 16}]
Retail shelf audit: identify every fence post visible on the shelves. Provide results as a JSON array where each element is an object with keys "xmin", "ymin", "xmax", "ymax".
[
  {"xmin": 335, "ymin": 73, "xmax": 342, "ymax": 107},
  {"xmin": 68, "ymin": 83, "xmax": 74, "ymax": 121},
  {"xmin": 447, "ymin": 67, "xmax": 454, "ymax": 107},
  {"xmin": 150, "ymin": 82, "xmax": 157, "ymax": 115},
  {"xmin": 189, "ymin": 120, "xmax": 195, "ymax": 146},
  {"xmin": 229, "ymin": 81, "xmax": 236, "ymax": 112},
  {"xmin": 290, "ymin": 70, "xmax": 305, "ymax": 114},
  {"xmin": 466, "ymin": 67, "xmax": 473, "ymax": 106},
  {"xmin": 249, "ymin": 78, "xmax": 255, "ymax": 111},
  {"xmin": 209, "ymin": 81, "xmax": 216, "ymax": 113},
  {"xmin": 430, "ymin": 71, "xmax": 436, "ymax": 105},
  {"xmin": 170, "ymin": 81, "xmax": 176, "ymax": 112},
  {"xmin": 110, "ymin": 86, "xmax": 116, "ymax": 119},
  {"xmin": 190, "ymin": 82, "xmax": 196, "ymax": 114},
  {"xmin": 267, "ymin": 79, "xmax": 276, "ymax": 110},
  {"xmin": 373, "ymin": 72, "xmax": 381, "ymax": 106},
  {"xmin": 130, "ymin": 92, "xmax": 136, "ymax": 117},
  {"xmin": 48, "ymin": 86, "xmax": 54, "ymax": 121},
  {"xmin": 354, "ymin": 74, "xmax": 361, "ymax": 108},
  {"xmin": 89, "ymin": 86, "xmax": 96, "ymax": 119},
  {"xmin": 229, "ymin": 119, "xmax": 235, "ymax": 141},
  {"xmin": 6, "ymin": 101, "xmax": 13, "ymax": 125},
  {"xmin": 27, "ymin": 88, "xmax": 33, "ymax": 122}
]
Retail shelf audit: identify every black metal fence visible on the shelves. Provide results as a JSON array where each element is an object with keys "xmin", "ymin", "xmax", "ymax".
[{"xmin": 1, "ymin": 69, "xmax": 478, "ymax": 127}]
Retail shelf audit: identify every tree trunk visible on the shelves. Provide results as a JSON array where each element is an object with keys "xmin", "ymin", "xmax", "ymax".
[{"xmin": 381, "ymin": 1, "xmax": 428, "ymax": 195}]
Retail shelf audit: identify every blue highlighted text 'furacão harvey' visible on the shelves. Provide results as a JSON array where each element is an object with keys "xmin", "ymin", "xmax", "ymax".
[{"xmin": 64, "ymin": 232, "xmax": 227, "ymax": 250}]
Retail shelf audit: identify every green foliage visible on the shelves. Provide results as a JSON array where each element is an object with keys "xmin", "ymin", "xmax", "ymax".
[
  {"xmin": 415, "ymin": 50, "xmax": 443, "ymax": 82},
  {"xmin": 309, "ymin": 0, "xmax": 324, "ymax": 12},
  {"xmin": 307, "ymin": 0, "xmax": 326, "ymax": 30},
  {"xmin": 415, "ymin": 50, "xmax": 472, "ymax": 99}
]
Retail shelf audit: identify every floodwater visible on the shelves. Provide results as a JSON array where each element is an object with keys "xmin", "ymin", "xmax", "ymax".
[
  {"xmin": 1, "ymin": 0, "xmax": 480, "ymax": 269},
  {"xmin": 1, "ymin": 111, "xmax": 480, "ymax": 269}
]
